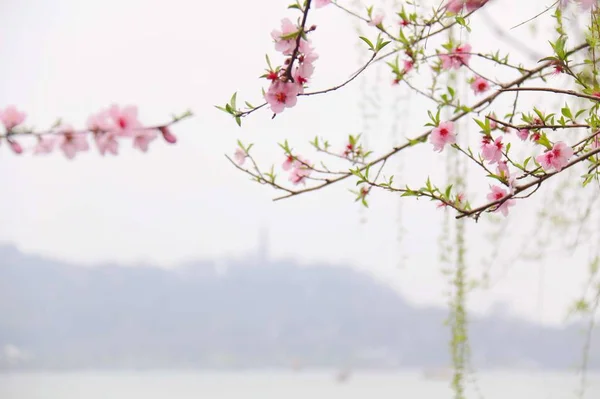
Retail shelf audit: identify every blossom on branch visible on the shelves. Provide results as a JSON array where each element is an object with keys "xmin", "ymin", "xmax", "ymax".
[
  {"xmin": 56, "ymin": 125, "xmax": 90, "ymax": 160},
  {"xmin": 0, "ymin": 106, "xmax": 26, "ymax": 131},
  {"xmin": 265, "ymin": 81, "xmax": 300, "ymax": 114},
  {"xmin": 517, "ymin": 129, "xmax": 530, "ymax": 141},
  {"xmin": 429, "ymin": 121, "xmax": 456, "ymax": 152},
  {"xmin": 271, "ymin": 18, "xmax": 300, "ymax": 56},
  {"xmin": 470, "ymin": 76, "xmax": 490, "ymax": 94},
  {"xmin": 535, "ymin": 141, "xmax": 574, "ymax": 172},
  {"xmin": 486, "ymin": 185, "xmax": 515, "ymax": 217},
  {"xmin": 440, "ymin": 44, "xmax": 472, "ymax": 70},
  {"xmin": 481, "ymin": 136, "xmax": 504, "ymax": 164},
  {"xmin": 234, "ymin": 148, "xmax": 247, "ymax": 166}
]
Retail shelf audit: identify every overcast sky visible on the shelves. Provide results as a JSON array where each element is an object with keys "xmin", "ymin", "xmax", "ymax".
[{"xmin": 0, "ymin": 0, "xmax": 597, "ymax": 325}]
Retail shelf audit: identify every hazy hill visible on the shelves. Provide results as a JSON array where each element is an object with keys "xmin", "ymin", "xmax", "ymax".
[{"xmin": 0, "ymin": 244, "xmax": 597, "ymax": 370}]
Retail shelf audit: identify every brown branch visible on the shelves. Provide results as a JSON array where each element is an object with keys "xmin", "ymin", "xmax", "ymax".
[
  {"xmin": 486, "ymin": 115, "xmax": 590, "ymax": 131},
  {"xmin": 284, "ymin": 0, "xmax": 313, "ymax": 83},
  {"xmin": 225, "ymin": 155, "xmax": 295, "ymax": 194},
  {"xmin": 499, "ymin": 87, "xmax": 600, "ymax": 103}
]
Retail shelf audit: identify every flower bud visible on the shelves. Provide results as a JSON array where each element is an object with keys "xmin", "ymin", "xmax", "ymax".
[
  {"xmin": 159, "ymin": 126, "xmax": 177, "ymax": 144},
  {"xmin": 8, "ymin": 138, "xmax": 23, "ymax": 154}
]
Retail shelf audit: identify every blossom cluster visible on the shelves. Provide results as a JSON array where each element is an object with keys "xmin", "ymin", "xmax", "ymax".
[
  {"xmin": 225, "ymin": 0, "xmax": 600, "ymax": 221},
  {"xmin": 0, "ymin": 105, "xmax": 179, "ymax": 159}
]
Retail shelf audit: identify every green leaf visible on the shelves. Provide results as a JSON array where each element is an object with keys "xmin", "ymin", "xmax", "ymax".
[{"xmin": 359, "ymin": 36, "xmax": 374, "ymax": 50}]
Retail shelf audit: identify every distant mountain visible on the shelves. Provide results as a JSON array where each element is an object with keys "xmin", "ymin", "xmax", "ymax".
[{"xmin": 0, "ymin": 244, "xmax": 597, "ymax": 370}]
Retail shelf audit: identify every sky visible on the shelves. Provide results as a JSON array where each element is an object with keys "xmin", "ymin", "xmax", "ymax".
[{"xmin": 0, "ymin": 0, "xmax": 598, "ymax": 326}]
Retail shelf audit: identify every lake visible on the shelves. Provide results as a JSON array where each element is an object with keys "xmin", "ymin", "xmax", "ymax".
[{"xmin": 0, "ymin": 370, "xmax": 598, "ymax": 399}]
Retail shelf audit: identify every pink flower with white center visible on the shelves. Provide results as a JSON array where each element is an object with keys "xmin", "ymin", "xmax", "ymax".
[
  {"xmin": 440, "ymin": 44, "xmax": 472, "ymax": 70},
  {"xmin": 368, "ymin": 14, "xmax": 384, "ymax": 26},
  {"xmin": 446, "ymin": 0, "xmax": 465, "ymax": 13},
  {"xmin": 107, "ymin": 105, "xmax": 142, "ymax": 137},
  {"xmin": 465, "ymin": 0, "xmax": 489, "ymax": 11},
  {"xmin": 34, "ymin": 136, "xmax": 56, "ymax": 155},
  {"xmin": 271, "ymin": 18, "xmax": 299, "ymax": 55},
  {"xmin": 535, "ymin": 141, "xmax": 573, "ymax": 172},
  {"xmin": 265, "ymin": 81, "xmax": 299, "ymax": 114},
  {"xmin": 487, "ymin": 185, "xmax": 516, "ymax": 216},
  {"xmin": 429, "ymin": 121, "xmax": 456, "ymax": 152},
  {"xmin": 517, "ymin": 128, "xmax": 530, "ymax": 141},
  {"xmin": 314, "ymin": 0, "xmax": 332, "ymax": 8},
  {"xmin": 234, "ymin": 148, "xmax": 246, "ymax": 165},
  {"xmin": 56, "ymin": 125, "xmax": 89, "ymax": 160},
  {"xmin": 94, "ymin": 132, "xmax": 119, "ymax": 156},
  {"xmin": 481, "ymin": 136, "xmax": 504, "ymax": 164},
  {"xmin": 471, "ymin": 76, "xmax": 489, "ymax": 94},
  {"xmin": 282, "ymin": 154, "xmax": 298, "ymax": 171},
  {"xmin": 0, "ymin": 105, "xmax": 26, "ymax": 131},
  {"xmin": 132, "ymin": 130, "xmax": 158, "ymax": 152}
]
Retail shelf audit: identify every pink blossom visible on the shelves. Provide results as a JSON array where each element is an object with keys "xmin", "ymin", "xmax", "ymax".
[
  {"xmin": 94, "ymin": 132, "xmax": 118, "ymax": 156},
  {"xmin": 107, "ymin": 105, "xmax": 142, "ymax": 136},
  {"xmin": 299, "ymin": 40, "xmax": 318, "ymax": 63},
  {"xmin": 33, "ymin": 136, "xmax": 56, "ymax": 155},
  {"xmin": 289, "ymin": 165, "xmax": 311, "ymax": 185},
  {"xmin": 481, "ymin": 136, "xmax": 504, "ymax": 164},
  {"xmin": 271, "ymin": 18, "xmax": 299, "ymax": 55},
  {"xmin": 486, "ymin": 185, "xmax": 516, "ymax": 216},
  {"xmin": 0, "ymin": 106, "xmax": 26, "ymax": 131},
  {"xmin": 314, "ymin": 0, "xmax": 331, "ymax": 8},
  {"xmin": 471, "ymin": 76, "xmax": 489, "ymax": 94},
  {"xmin": 403, "ymin": 60, "xmax": 414, "ymax": 73},
  {"xmin": 465, "ymin": 0, "xmax": 489, "ymax": 11},
  {"xmin": 578, "ymin": 0, "xmax": 597, "ymax": 10},
  {"xmin": 288, "ymin": 156, "xmax": 312, "ymax": 185},
  {"xmin": 488, "ymin": 113, "xmax": 498, "ymax": 130},
  {"xmin": 497, "ymin": 159, "xmax": 509, "ymax": 178},
  {"xmin": 86, "ymin": 110, "xmax": 112, "ymax": 132},
  {"xmin": 56, "ymin": 125, "xmax": 89, "ymax": 160},
  {"xmin": 282, "ymin": 154, "xmax": 298, "ymax": 171},
  {"xmin": 368, "ymin": 14, "xmax": 384, "ymax": 26},
  {"xmin": 516, "ymin": 128, "xmax": 530, "ymax": 141},
  {"xmin": 446, "ymin": 0, "xmax": 465, "ymax": 13},
  {"xmin": 132, "ymin": 130, "xmax": 158, "ymax": 152},
  {"xmin": 440, "ymin": 44, "xmax": 472, "ymax": 70},
  {"xmin": 429, "ymin": 121, "xmax": 456, "ymax": 152},
  {"xmin": 591, "ymin": 132, "xmax": 600, "ymax": 149},
  {"xmin": 234, "ymin": 148, "xmax": 246, "ymax": 165},
  {"xmin": 293, "ymin": 62, "xmax": 315, "ymax": 93},
  {"xmin": 265, "ymin": 81, "xmax": 299, "ymax": 114},
  {"xmin": 535, "ymin": 141, "xmax": 573, "ymax": 172}
]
